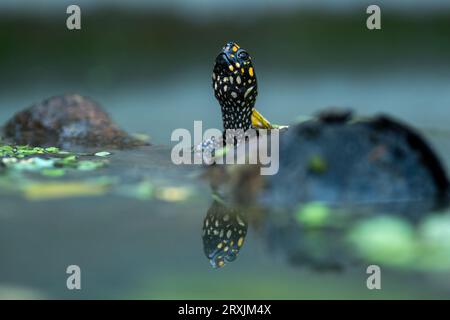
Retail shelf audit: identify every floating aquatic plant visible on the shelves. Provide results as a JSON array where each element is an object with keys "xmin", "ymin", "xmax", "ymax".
[
  {"xmin": 0, "ymin": 143, "xmax": 196, "ymax": 202},
  {"xmin": 0, "ymin": 145, "xmax": 58, "ymax": 158},
  {"xmin": 0, "ymin": 143, "xmax": 112, "ymax": 199},
  {"xmin": 0, "ymin": 144, "xmax": 108, "ymax": 177}
]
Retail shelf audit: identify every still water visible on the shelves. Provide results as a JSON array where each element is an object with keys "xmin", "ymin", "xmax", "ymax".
[{"xmin": 1, "ymin": 70, "xmax": 450, "ymax": 299}]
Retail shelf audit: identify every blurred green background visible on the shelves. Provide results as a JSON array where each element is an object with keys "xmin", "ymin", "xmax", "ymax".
[
  {"xmin": 1, "ymin": 0, "xmax": 450, "ymax": 300},
  {"xmin": 1, "ymin": 0, "xmax": 450, "ymax": 143}
]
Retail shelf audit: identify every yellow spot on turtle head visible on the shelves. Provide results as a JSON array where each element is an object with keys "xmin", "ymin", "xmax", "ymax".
[
  {"xmin": 228, "ymin": 65, "xmax": 234, "ymax": 72},
  {"xmin": 232, "ymin": 46, "xmax": 238, "ymax": 52},
  {"xmin": 217, "ymin": 260, "xmax": 225, "ymax": 267},
  {"xmin": 249, "ymin": 67, "xmax": 254, "ymax": 77},
  {"xmin": 217, "ymin": 243, "xmax": 223, "ymax": 249},
  {"xmin": 241, "ymin": 68, "xmax": 244, "ymax": 74},
  {"xmin": 235, "ymin": 62, "xmax": 240, "ymax": 68},
  {"xmin": 238, "ymin": 237, "xmax": 244, "ymax": 247}
]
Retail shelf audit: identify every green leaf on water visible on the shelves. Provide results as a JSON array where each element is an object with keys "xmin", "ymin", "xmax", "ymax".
[{"xmin": 44, "ymin": 147, "xmax": 60, "ymax": 153}]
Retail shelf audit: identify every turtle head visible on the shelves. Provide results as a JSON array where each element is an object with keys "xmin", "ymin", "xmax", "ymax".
[{"xmin": 212, "ymin": 42, "xmax": 258, "ymax": 130}]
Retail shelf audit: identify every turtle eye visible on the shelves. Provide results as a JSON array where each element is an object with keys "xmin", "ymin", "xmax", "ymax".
[{"xmin": 238, "ymin": 51, "xmax": 249, "ymax": 60}]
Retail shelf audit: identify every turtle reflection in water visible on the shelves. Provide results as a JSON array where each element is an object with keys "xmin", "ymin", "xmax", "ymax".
[{"xmin": 202, "ymin": 195, "xmax": 248, "ymax": 268}]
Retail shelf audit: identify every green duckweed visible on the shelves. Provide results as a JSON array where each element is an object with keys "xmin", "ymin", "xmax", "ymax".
[{"xmin": 1, "ymin": 143, "xmax": 107, "ymax": 177}]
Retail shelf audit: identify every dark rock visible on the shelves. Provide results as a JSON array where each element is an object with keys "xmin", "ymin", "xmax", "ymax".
[
  {"xmin": 229, "ymin": 113, "xmax": 449, "ymax": 217},
  {"xmin": 3, "ymin": 94, "xmax": 148, "ymax": 149},
  {"xmin": 316, "ymin": 107, "xmax": 353, "ymax": 123}
]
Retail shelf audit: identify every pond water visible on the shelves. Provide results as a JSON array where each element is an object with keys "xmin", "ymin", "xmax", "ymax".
[{"xmin": 1, "ymin": 69, "xmax": 450, "ymax": 299}]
